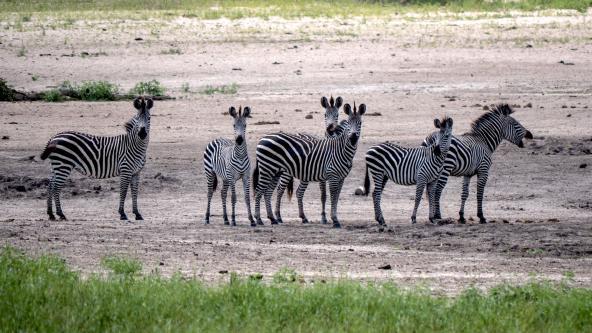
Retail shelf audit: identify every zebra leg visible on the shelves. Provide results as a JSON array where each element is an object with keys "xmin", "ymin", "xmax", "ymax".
[
  {"xmin": 254, "ymin": 191, "xmax": 263, "ymax": 226},
  {"xmin": 230, "ymin": 182, "xmax": 237, "ymax": 226},
  {"xmin": 476, "ymin": 172, "xmax": 489, "ymax": 224},
  {"xmin": 47, "ymin": 174, "xmax": 56, "ymax": 220},
  {"xmin": 433, "ymin": 168, "xmax": 452, "ymax": 220},
  {"xmin": 274, "ymin": 174, "xmax": 289, "ymax": 224},
  {"xmin": 296, "ymin": 181, "xmax": 309, "ymax": 224},
  {"xmin": 427, "ymin": 181, "xmax": 436, "ymax": 223},
  {"xmin": 221, "ymin": 180, "xmax": 230, "ymax": 225},
  {"xmin": 204, "ymin": 170, "xmax": 216, "ymax": 224},
  {"xmin": 371, "ymin": 173, "xmax": 388, "ymax": 227},
  {"xmin": 264, "ymin": 183, "xmax": 277, "ymax": 225},
  {"xmin": 328, "ymin": 178, "xmax": 345, "ymax": 228},
  {"xmin": 458, "ymin": 176, "xmax": 472, "ymax": 224},
  {"xmin": 319, "ymin": 181, "xmax": 328, "ymax": 224},
  {"xmin": 53, "ymin": 166, "xmax": 72, "ymax": 221},
  {"xmin": 241, "ymin": 174, "xmax": 255, "ymax": 226},
  {"xmin": 411, "ymin": 178, "xmax": 427, "ymax": 224},
  {"xmin": 131, "ymin": 172, "xmax": 143, "ymax": 220},
  {"xmin": 119, "ymin": 174, "xmax": 132, "ymax": 220}
]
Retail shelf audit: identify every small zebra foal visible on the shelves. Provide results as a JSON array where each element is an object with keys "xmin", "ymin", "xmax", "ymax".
[
  {"xmin": 41, "ymin": 96, "xmax": 153, "ymax": 221},
  {"xmin": 203, "ymin": 106, "xmax": 254, "ymax": 226},
  {"xmin": 363, "ymin": 117, "xmax": 453, "ymax": 226}
]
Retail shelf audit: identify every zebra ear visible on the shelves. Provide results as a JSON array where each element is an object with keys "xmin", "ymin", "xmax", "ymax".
[
  {"xmin": 321, "ymin": 96, "xmax": 329, "ymax": 108},
  {"xmin": 434, "ymin": 118, "xmax": 441, "ymax": 128},
  {"xmin": 229, "ymin": 107, "xmax": 238, "ymax": 118},
  {"xmin": 335, "ymin": 96, "xmax": 343, "ymax": 109},
  {"xmin": 446, "ymin": 118, "xmax": 453, "ymax": 128},
  {"xmin": 242, "ymin": 106, "xmax": 251, "ymax": 118},
  {"xmin": 146, "ymin": 98, "xmax": 153, "ymax": 110},
  {"xmin": 133, "ymin": 97, "xmax": 143, "ymax": 110},
  {"xmin": 343, "ymin": 103, "xmax": 352, "ymax": 115},
  {"xmin": 358, "ymin": 103, "xmax": 366, "ymax": 115}
]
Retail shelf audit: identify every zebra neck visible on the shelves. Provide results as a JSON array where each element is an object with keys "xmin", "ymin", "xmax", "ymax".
[
  {"xmin": 335, "ymin": 134, "xmax": 358, "ymax": 160},
  {"xmin": 125, "ymin": 133, "xmax": 149, "ymax": 152},
  {"xmin": 470, "ymin": 122, "xmax": 503, "ymax": 152},
  {"xmin": 233, "ymin": 142, "xmax": 248, "ymax": 160}
]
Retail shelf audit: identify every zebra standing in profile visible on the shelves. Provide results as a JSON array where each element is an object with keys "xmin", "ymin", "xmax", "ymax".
[
  {"xmin": 421, "ymin": 104, "xmax": 533, "ymax": 224},
  {"xmin": 363, "ymin": 117, "xmax": 454, "ymax": 226},
  {"xmin": 203, "ymin": 106, "xmax": 254, "ymax": 226},
  {"xmin": 272, "ymin": 95, "xmax": 343, "ymax": 224},
  {"xmin": 41, "ymin": 97, "xmax": 153, "ymax": 221},
  {"xmin": 253, "ymin": 102, "xmax": 366, "ymax": 228}
]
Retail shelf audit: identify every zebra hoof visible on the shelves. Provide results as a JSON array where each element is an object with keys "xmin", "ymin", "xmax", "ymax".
[
  {"xmin": 203, "ymin": 219, "xmax": 210, "ymax": 225},
  {"xmin": 135, "ymin": 214, "xmax": 144, "ymax": 221},
  {"xmin": 231, "ymin": 221, "xmax": 237, "ymax": 226},
  {"xmin": 411, "ymin": 218, "xmax": 417, "ymax": 224},
  {"xmin": 58, "ymin": 214, "xmax": 67, "ymax": 221},
  {"xmin": 251, "ymin": 222, "xmax": 257, "ymax": 227},
  {"xmin": 332, "ymin": 222, "xmax": 341, "ymax": 229},
  {"xmin": 271, "ymin": 219, "xmax": 279, "ymax": 225},
  {"xmin": 479, "ymin": 219, "xmax": 487, "ymax": 224},
  {"xmin": 320, "ymin": 216, "xmax": 328, "ymax": 224},
  {"xmin": 48, "ymin": 214, "xmax": 56, "ymax": 221},
  {"xmin": 257, "ymin": 219, "xmax": 264, "ymax": 226},
  {"xmin": 458, "ymin": 218, "xmax": 466, "ymax": 224},
  {"xmin": 276, "ymin": 217, "xmax": 283, "ymax": 224},
  {"xmin": 224, "ymin": 220, "xmax": 230, "ymax": 226},
  {"xmin": 301, "ymin": 218, "xmax": 309, "ymax": 224}
]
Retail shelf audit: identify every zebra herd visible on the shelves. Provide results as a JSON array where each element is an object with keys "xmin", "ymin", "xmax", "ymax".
[{"xmin": 40, "ymin": 95, "xmax": 533, "ymax": 229}]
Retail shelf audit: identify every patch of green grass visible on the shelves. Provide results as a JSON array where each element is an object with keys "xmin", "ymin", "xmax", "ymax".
[
  {"xmin": 0, "ymin": 0, "xmax": 589, "ymax": 18},
  {"xmin": 43, "ymin": 89, "xmax": 63, "ymax": 102},
  {"xmin": 1, "ymin": 247, "xmax": 592, "ymax": 333},
  {"xmin": 181, "ymin": 82, "xmax": 190, "ymax": 93},
  {"xmin": 101, "ymin": 255, "xmax": 143, "ymax": 277},
  {"xmin": 200, "ymin": 83, "xmax": 238, "ymax": 95},
  {"xmin": 31, "ymin": 75, "xmax": 38, "ymax": 81},
  {"xmin": 17, "ymin": 45, "xmax": 26, "ymax": 57},
  {"xmin": 129, "ymin": 80, "xmax": 166, "ymax": 96}
]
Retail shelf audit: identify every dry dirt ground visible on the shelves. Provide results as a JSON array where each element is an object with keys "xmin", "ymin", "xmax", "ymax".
[{"xmin": 1, "ymin": 12, "xmax": 591, "ymax": 293}]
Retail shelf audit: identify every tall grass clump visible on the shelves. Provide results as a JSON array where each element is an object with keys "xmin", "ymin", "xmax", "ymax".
[
  {"xmin": 1, "ymin": 247, "xmax": 591, "ymax": 332},
  {"xmin": 43, "ymin": 89, "xmax": 63, "ymax": 102},
  {"xmin": 129, "ymin": 80, "xmax": 166, "ymax": 96},
  {"xmin": 58, "ymin": 80, "xmax": 119, "ymax": 101},
  {"xmin": 200, "ymin": 83, "xmax": 238, "ymax": 95}
]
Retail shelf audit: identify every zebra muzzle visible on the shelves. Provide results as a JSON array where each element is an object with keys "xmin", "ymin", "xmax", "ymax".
[
  {"xmin": 236, "ymin": 136, "xmax": 244, "ymax": 145},
  {"xmin": 524, "ymin": 130, "xmax": 533, "ymax": 140},
  {"xmin": 138, "ymin": 127, "xmax": 147, "ymax": 139}
]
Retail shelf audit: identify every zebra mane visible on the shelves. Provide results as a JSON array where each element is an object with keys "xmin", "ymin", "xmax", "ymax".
[{"xmin": 469, "ymin": 104, "xmax": 512, "ymax": 136}]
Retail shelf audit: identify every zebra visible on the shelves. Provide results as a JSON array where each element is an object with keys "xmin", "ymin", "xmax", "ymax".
[
  {"xmin": 203, "ymin": 106, "xmax": 254, "ymax": 226},
  {"xmin": 253, "ymin": 102, "xmax": 366, "ymax": 228},
  {"xmin": 272, "ymin": 95, "xmax": 343, "ymax": 224},
  {"xmin": 41, "ymin": 96, "xmax": 153, "ymax": 221},
  {"xmin": 421, "ymin": 104, "xmax": 533, "ymax": 224},
  {"xmin": 362, "ymin": 117, "xmax": 454, "ymax": 226}
]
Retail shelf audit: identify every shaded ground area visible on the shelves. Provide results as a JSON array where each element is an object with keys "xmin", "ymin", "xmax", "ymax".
[{"xmin": 1, "ymin": 12, "xmax": 591, "ymax": 293}]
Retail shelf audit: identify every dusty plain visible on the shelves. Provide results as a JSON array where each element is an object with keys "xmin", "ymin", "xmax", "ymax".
[{"xmin": 1, "ymin": 11, "xmax": 591, "ymax": 293}]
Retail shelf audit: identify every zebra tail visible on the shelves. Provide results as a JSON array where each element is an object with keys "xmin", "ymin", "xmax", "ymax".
[
  {"xmin": 252, "ymin": 162, "xmax": 259, "ymax": 197},
  {"xmin": 287, "ymin": 177, "xmax": 294, "ymax": 201},
  {"xmin": 40, "ymin": 143, "xmax": 57, "ymax": 160},
  {"xmin": 363, "ymin": 164, "xmax": 370, "ymax": 196}
]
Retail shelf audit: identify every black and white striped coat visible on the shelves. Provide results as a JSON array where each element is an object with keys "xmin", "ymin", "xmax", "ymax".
[
  {"xmin": 363, "ymin": 117, "xmax": 453, "ymax": 226},
  {"xmin": 272, "ymin": 96, "xmax": 343, "ymax": 224},
  {"xmin": 203, "ymin": 106, "xmax": 254, "ymax": 226},
  {"xmin": 253, "ymin": 103, "xmax": 366, "ymax": 228},
  {"xmin": 422, "ymin": 104, "xmax": 533, "ymax": 223},
  {"xmin": 41, "ymin": 97, "xmax": 152, "ymax": 221}
]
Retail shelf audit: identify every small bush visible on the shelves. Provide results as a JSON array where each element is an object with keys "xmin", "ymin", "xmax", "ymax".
[
  {"xmin": 101, "ymin": 255, "xmax": 142, "ymax": 277},
  {"xmin": 200, "ymin": 83, "xmax": 238, "ymax": 95},
  {"xmin": 76, "ymin": 81, "xmax": 119, "ymax": 101},
  {"xmin": 181, "ymin": 82, "xmax": 190, "ymax": 93},
  {"xmin": 43, "ymin": 89, "xmax": 63, "ymax": 102},
  {"xmin": 161, "ymin": 48, "xmax": 182, "ymax": 55},
  {"xmin": 17, "ymin": 46, "xmax": 26, "ymax": 57},
  {"xmin": 0, "ymin": 78, "xmax": 14, "ymax": 101},
  {"xmin": 130, "ymin": 80, "xmax": 166, "ymax": 96}
]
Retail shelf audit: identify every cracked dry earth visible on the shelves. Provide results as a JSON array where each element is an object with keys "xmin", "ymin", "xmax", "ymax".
[{"xmin": 1, "ymin": 12, "xmax": 591, "ymax": 293}]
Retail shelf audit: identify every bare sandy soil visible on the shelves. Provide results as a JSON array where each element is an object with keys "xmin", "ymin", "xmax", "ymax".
[{"xmin": 1, "ymin": 12, "xmax": 591, "ymax": 293}]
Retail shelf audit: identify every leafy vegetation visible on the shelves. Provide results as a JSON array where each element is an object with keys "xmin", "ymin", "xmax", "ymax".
[
  {"xmin": 43, "ymin": 89, "xmax": 63, "ymax": 102},
  {"xmin": 1, "ymin": 247, "xmax": 591, "ymax": 333},
  {"xmin": 129, "ymin": 80, "xmax": 166, "ymax": 96},
  {"xmin": 201, "ymin": 83, "xmax": 238, "ymax": 95},
  {"xmin": 0, "ymin": 0, "xmax": 589, "ymax": 18},
  {"xmin": 72, "ymin": 81, "xmax": 119, "ymax": 101},
  {"xmin": 0, "ymin": 78, "xmax": 14, "ymax": 101}
]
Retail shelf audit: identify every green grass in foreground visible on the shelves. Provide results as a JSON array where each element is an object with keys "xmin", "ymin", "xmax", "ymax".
[
  {"xmin": 0, "ymin": 0, "xmax": 590, "ymax": 18},
  {"xmin": 1, "ymin": 247, "xmax": 591, "ymax": 332}
]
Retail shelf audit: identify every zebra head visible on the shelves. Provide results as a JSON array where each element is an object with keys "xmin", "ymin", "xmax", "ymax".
[
  {"xmin": 432, "ymin": 116, "xmax": 454, "ymax": 157},
  {"xmin": 492, "ymin": 104, "xmax": 533, "ymax": 148},
  {"xmin": 229, "ymin": 106, "xmax": 251, "ymax": 145},
  {"xmin": 343, "ymin": 102, "xmax": 366, "ymax": 146},
  {"xmin": 129, "ymin": 96, "xmax": 153, "ymax": 140},
  {"xmin": 321, "ymin": 96, "xmax": 343, "ymax": 136}
]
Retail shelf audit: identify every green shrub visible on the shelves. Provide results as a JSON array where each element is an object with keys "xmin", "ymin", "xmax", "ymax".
[
  {"xmin": 76, "ymin": 81, "xmax": 119, "ymax": 101},
  {"xmin": 0, "ymin": 78, "xmax": 14, "ymax": 101},
  {"xmin": 43, "ymin": 89, "xmax": 63, "ymax": 102},
  {"xmin": 130, "ymin": 80, "xmax": 166, "ymax": 96},
  {"xmin": 101, "ymin": 255, "xmax": 142, "ymax": 277},
  {"xmin": 200, "ymin": 83, "xmax": 238, "ymax": 95}
]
